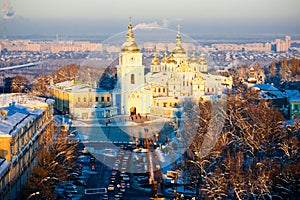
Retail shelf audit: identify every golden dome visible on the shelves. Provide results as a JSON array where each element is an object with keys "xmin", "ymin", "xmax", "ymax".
[
  {"xmin": 167, "ymin": 54, "xmax": 177, "ymax": 64},
  {"xmin": 151, "ymin": 53, "xmax": 160, "ymax": 65},
  {"xmin": 199, "ymin": 53, "xmax": 207, "ymax": 65},
  {"xmin": 190, "ymin": 53, "xmax": 198, "ymax": 63},
  {"xmin": 121, "ymin": 18, "xmax": 140, "ymax": 53},
  {"xmin": 172, "ymin": 25, "xmax": 186, "ymax": 55},
  {"xmin": 162, "ymin": 52, "xmax": 168, "ymax": 63},
  {"xmin": 195, "ymin": 72, "xmax": 202, "ymax": 79}
]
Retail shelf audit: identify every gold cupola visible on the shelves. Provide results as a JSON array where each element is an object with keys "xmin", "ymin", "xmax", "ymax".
[
  {"xmin": 151, "ymin": 53, "xmax": 160, "ymax": 65},
  {"xmin": 190, "ymin": 53, "xmax": 198, "ymax": 63},
  {"xmin": 162, "ymin": 52, "xmax": 168, "ymax": 63},
  {"xmin": 121, "ymin": 18, "xmax": 140, "ymax": 53},
  {"xmin": 199, "ymin": 53, "xmax": 207, "ymax": 65},
  {"xmin": 167, "ymin": 54, "xmax": 177, "ymax": 64},
  {"xmin": 172, "ymin": 25, "xmax": 186, "ymax": 54}
]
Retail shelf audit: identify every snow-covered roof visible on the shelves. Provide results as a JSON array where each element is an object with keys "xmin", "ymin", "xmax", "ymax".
[
  {"xmin": 285, "ymin": 90, "xmax": 300, "ymax": 99},
  {"xmin": 0, "ymin": 94, "xmax": 52, "ymax": 136},
  {"xmin": 0, "ymin": 104, "xmax": 44, "ymax": 136},
  {"xmin": 253, "ymin": 84, "xmax": 287, "ymax": 99},
  {"xmin": 289, "ymin": 96, "xmax": 300, "ymax": 103},
  {"xmin": 253, "ymin": 84, "xmax": 279, "ymax": 91},
  {"xmin": 50, "ymin": 80, "xmax": 110, "ymax": 94}
]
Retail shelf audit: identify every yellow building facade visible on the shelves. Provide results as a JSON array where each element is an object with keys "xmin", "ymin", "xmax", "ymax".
[
  {"xmin": 49, "ymin": 81, "xmax": 117, "ymax": 119},
  {"xmin": 0, "ymin": 94, "xmax": 54, "ymax": 200}
]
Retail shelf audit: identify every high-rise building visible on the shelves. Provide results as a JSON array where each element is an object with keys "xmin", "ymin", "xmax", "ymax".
[{"xmin": 285, "ymin": 35, "xmax": 291, "ymax": 50}]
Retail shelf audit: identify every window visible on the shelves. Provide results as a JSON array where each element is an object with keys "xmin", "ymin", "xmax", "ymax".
[
  {"xmin": 101, "ymin": 97, "xmax": 105, "ymax": 102},
  {"xmin": 107, "ymin": 96, "xmax": 110, "ymax": 102},
  {"xmin": 95, "ymin": 97, "xmax": 99, "ymax": 102},
  {"xmin": 158, "ymin": 88, "xmax": 161, "ymax": 93},
  {"xmin": 163, "ymin": 88, "xmax": 166, "ymax": 93},
  {"xmin": 84, "ymin": 97, "xmax": 87, "ymax": 102},
  {"xmin": 131, "ymin": 74, "xmax": 135, "ymax": 84}
]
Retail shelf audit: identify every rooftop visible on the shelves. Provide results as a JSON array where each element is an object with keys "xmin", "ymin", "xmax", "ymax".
[
  {"xmin": 50, "ymin": 80, "xmax": 110, "ymax": 93},
  {"xmin": 0, "ymin": 94, "xmax": 53, "ymax": 136},
  {"xmin": 253, "ymin": 84, "xmax": 287, "ymax": 99}
]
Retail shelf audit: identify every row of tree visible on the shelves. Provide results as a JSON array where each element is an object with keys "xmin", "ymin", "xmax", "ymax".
[
  {"xmin": 21, "ymin": 122, "xmax": 79, "ymax": 200},
  {"xmin": 177, "ymin": 86, "xmax": 299, "ymax": 199}
]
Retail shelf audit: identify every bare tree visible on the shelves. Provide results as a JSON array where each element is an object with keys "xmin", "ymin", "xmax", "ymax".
[
  {"xmin": 11, "ymin": 75, "xmax": 29, "ymax": 93},
  {"xmin": 21, "ymin": 122, "xmax": 78, "ymax": 200},
  {"xmin": 180, "ymin": 87, "xmax": 300, "ymax": 199}
]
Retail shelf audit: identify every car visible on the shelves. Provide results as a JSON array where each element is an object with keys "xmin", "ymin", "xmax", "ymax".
[
  {"xmin": 111, "ymin": 170, "xmax": 118, "ymax": 176},
  {"xmin": 114, "ymin": 192, "xmax": 123, "ymax": 200},
  {"xmin": 120, "ymin": 167, "xmax": 126, "ymax": 173},
  {"xmin": 120, "ymin": 182, "xmax": 126, "ymax": 192},
  {"xmin": 114, "ymin": 194, "xmax": 123, "ymax": 200},
  {"xmin": 68, "ymin": 172, "xmax": 80, "ymax": 180},
  {"xmin": 126, "ymin": 182, "xmax": 131, "ymax": 188},
  {"xmin": 110, "ymin": 176, "xmax": 117, "ymax": 184},
  {"xmin": 72, "ymin": 169, "xmax": 82, "ymax": 175},
  {"xmin": 90, "ymin": 156, "xmax": 95, "ymax": 163},
  {"xmin": 75, "ymin": 164, "xmax": 83, "ymax": 170},
  {"xmin": 107, "ymin": 184, "xmax": 115, "ymax": 191},
  {"xmin": 74, "ymin": 179, "xmax": 87, "ymax": 187},
  {"xmin": 64, "ymin": 186, "xmax": 78, "ymax": 194},
  {"xmin": 76, "ymin": 155, "xmax": 90, "ymax": 163},
  {"xmin": 122, "ymin": 174, "xmax": 130, "ymax": 181}
]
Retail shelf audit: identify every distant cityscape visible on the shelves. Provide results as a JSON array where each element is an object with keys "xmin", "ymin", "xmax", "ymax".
[{"xmin": 0, "ymin": 21, "xmax": 300, "ymax": 200}]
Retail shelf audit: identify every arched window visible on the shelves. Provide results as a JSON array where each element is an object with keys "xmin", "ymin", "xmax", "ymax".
[{"xmin": 131, "ymin": 74, "xmax": 135, "ymax": 84}]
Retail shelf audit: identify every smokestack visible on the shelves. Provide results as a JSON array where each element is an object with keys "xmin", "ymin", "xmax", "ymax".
[{"xmin": 2, "ymin": 0, "xmax": 14, "ymax": 20}]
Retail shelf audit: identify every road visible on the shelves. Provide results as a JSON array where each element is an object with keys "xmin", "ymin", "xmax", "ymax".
[{"xmin": 79, "ymin": 143, "xmax": 152, "ymax": 200}]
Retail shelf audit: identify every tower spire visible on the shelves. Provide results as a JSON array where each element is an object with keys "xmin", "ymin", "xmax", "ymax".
[
  {"xmin": 171, "ymin": 24, "xmax": 186, "ymax": 54},
  {"xmin": 121, "ymin": 17, "xmax": 140, "ymax": 52},
  {"xmin": 176, "ymin": 24, "xmax": 182, "ymax": 47},
  {"xmin": 126, "ymin": 17, "xmax": 135, "ymax": 42}
]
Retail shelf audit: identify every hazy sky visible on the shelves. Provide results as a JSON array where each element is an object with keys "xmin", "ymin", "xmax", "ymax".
[{"xmin": 1, "ymin": 0, "xmax": 300, "ymax": 36}]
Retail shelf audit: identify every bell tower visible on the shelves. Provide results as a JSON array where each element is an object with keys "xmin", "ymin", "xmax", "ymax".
[{"xmin": 116, "ymin": 18, "xmax": 146, "ymax": 115}]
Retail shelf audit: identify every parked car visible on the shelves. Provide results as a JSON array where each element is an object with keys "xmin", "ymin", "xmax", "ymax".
[
  {"xmin": 76, "ymin": 155, "xmax": 90, "ymax": 163},
  {"xmin": 107, "ymin": 184, "xmax": 115, "ymax": 192},
  {"xmin": 74, "ymin": 179, "xmax": 87, "ymax": 187},
  {"xmin": 122, "ymin": 174, "xmax": 130, "ymax": 181}
]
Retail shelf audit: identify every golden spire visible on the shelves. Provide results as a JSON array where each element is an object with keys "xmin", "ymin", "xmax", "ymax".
[
  {"xmin": 176, "ymin": 25, "xmax": 182, "ymax": 47},
  {"xmin": 121, "ymin": 17, "xmax": 140, "ymax": 52},
  {"xmin": 126, "ymin": 16, "xmax": 134, "ymax": 43},
  {"xmin": 172, "ymin": 24, "xmax": 186, "ymax": 54}
]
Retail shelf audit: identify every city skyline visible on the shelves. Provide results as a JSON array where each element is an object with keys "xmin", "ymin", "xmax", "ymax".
[{"xmin": 0, "ymin": 0, "xmax": 300, "ymax": 37}]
